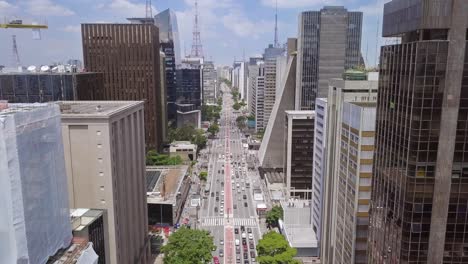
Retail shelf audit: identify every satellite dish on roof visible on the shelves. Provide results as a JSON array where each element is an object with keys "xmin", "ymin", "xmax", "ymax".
[
  {"xmin": 27, "ymin": 65, "xmax": 37, "ymax": 72},
  {"xmin": 40, "ymin": 65, "xmax": 50, "ymax": 72}
]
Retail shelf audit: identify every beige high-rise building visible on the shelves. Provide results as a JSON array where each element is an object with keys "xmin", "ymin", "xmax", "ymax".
[
  {"xmin": 59, "ymin": 101, "xmax": 149, "ymax": 264},
  {"xmin": 333, "ymin": 102, "xmax": 376, "ymax": 264}
]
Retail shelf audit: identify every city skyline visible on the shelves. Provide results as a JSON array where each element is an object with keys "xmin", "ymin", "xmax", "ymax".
[{"xmin": 0, "ymin": 0, "xmax": 386, "ymax": 67}]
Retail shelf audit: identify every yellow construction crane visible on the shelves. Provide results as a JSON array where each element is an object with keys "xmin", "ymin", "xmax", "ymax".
[{"xmin": 0, "ymin": 19, "xmax": 48, "ymax": 29}]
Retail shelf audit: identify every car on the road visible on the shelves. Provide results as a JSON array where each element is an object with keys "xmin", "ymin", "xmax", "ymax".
[
  {"xmin": 237, "ymin": 189, "xmax": 241, "ymax": 193},
  {"xmin": 240, "ymin": 225, "xmax": 245, "ymax": 232},
  {"xmin": 243, "ymin": 252, "xmax": 248, "ymax": 259},
  {"xmin": 248, "ymin": 233, "xmax": 253, "ymax": 240},
  {"xmin": 219, "ymin": 249, "xmax": 224, "ymax": 257},
  {"xmin": 220, "ymin": 239, "xmax": 224, "ymax": 245},
  {"xmin": 243, "ymin": 244, "xmax": 247, "ymax": 251},
  {"xmin": 236, "ymin": 255, "xmax": 241, "ymax": 262},
  {"xmin": 244, "ymin": 202, "xmax": 248, "ymax": 207},
  {"xmin": 214, "ymin": 207, "xmax": 218, "ymax": 213},
  {"xmin": 242, "ymin": 187, "xmax": 245, "ymax": 191},
  {"xmin": 211, "ymin": 192, "xmax": 214, "ymax": 197},
  {"xmin": 249, "ymin": 242, "xmax": 254, "ymax": 249},
  {"xmin": 250, "ymin": 251, "xmax": 255, "ymax": 258},
  {"xmin": 241, "ymin": 232, "xmax": 246, "ymax": 238},
  {"xmin": 233, "ymin": 204, "xmax": 237, "ymax": 209},
  {"xmin": 216, "ymin": 197, "xmax": 219, "ymax": 201},
  {"xmin": 216, "ymin": 191, "xmax": 219, "ymax": 196},
  {"xmin": 243, "ymin": 194, "xmax": 247, "ymax": 199},
  {"xmin": 213, "ymin": 256, "xmax": 220, "ymax": 264},
  {"xmin": 236, "ymin": 246, "xmax": 241, "ymax": 254},
  {"xmin": 238, "ymin": 196, "xmax": 241, "ymax": 201},
  {"xmin": 235, "ymin": 228, "xmax": 239, "ymax": 234},
  {"xmin": 235, "ymin": 239, "xmax": 240, "ymax": 245},
  {"xmin": 247, "ymin": 228, "xmax": 252, "ymax": 233},
  {"xmin": 221, "ymin": 191, "xmax": 224, "ymax": 195}
]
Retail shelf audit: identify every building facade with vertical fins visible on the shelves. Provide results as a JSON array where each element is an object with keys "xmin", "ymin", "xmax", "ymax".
[
  {"xmin": 368, "ymin": 1, "xmax": 468, "ymax": 263},
  {"xmin": 81, "ymin": 23, "xmax": 163, "ymax": 150},
  {"xmin": 296, "ymin": 7, "xmax": 363, "ymax": 111}
]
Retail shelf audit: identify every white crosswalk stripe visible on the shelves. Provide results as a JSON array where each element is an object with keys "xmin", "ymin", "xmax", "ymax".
[{"xmin": 200, "ymin": 217, "xmax": 257, "ymax": 227}]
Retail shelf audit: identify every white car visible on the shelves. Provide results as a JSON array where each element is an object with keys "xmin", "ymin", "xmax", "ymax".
[
  {"xmin": 235, "ymin": 239, "xmax": 240, "ymax": 246},
  {"xmin": 248, "ymin": 234, "xmax": 253, "ymax": 240},
  {"xmin": 221, "ymin": 191, "xmax": 224, "ymax": 196},
  {"xmin": 241, "ymin": 233, "xmax": 247, "ymax": 239},
  {"xmin": 242, "ymin": 187, "xmax": 245, "ymax": 191}
]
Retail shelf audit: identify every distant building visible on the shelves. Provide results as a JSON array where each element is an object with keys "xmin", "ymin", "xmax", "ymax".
[
  {"xmin": 233, "ymin": 61, "xmax": 247, "ymax": 101},
  {"xmin": 284, "ymin": 110, "xmax": 315, "ymax": 198},
  {"xmin": 176, "ymin": 104, "xmax": 201, "ymax": 129},
  {"xmin": 202, "ymin": 61, "xmax": 217, "ymax": 105},
  {"xmin": 0, "ymin": 72, "xmax": 103, "ymax": 102},
  {"xmin": 296, "ymin": 7, "xmax": 363, "ymax": 110},
  {"xmin": 59, "ymin": 101, "xmax": 149, "ymax": 264},
  {"xmin": 81, "ymin": 23, "xmax": 165, "ymax": 150},
  {"xmin": 0, "ymin": 103, "xmax": 71, "ymax": 264},
  {"xmin": 169, "ymin": 141, "xmax": 197, "ymax": 161},
  {"xmin": 146, "ymin": 166, "xmax": 191, "ymax": 226},
  {"xmin": 154, "ymin": 9, "xmax": 181, "ymax": 124},
  {"xmin": 255, "ymin": 75, "xmax": 265, "ymax": 132},
  {"xmin": 319, "ymin": 75, "xmax": 378, "ymax": 263},
  {"xmin": 176, "ymin": 64, "xmax": 202, "ymax": 108},
  {"xmin": 248, "ymin": 61, "xmax": 264, "ymax": 120}
]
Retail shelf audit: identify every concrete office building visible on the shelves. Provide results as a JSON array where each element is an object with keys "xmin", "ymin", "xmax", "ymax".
[
  {"xmin": 146, "ymin": 166, "xmax": 191, "ymax": 225},
  {"xmin": 59, "ymin": 101, "xmax": 149, "ymax": 264},
  {"xmin": 255, "ymin": 75, "xmax": 266, "ymax": 132},
  {"xmin": 159, "ymin": 51, "xmax": 168, "ymax": 142},
  {"xmin": 296, "ymin": 7, "xmax": 363, "ymax": 110},
  {"xmin": 248, "ymin": 61, "xmax": 264, "ymax": 118},
  {"xmin": 259, "ymin": 42, "xmax": 296, "ymax": 169},
  {"xmin": 202, "ymin": 61, "xmax": 217, "ymax": 105},
  {"xmin": 368, "ymin": 1, "xmax": 468, "ymax": 263},
  {"xmin": 333, "ymin": 102, "xmax": 375, "ymax": 264},
  {"xmin": 284, "ymin": 110, "xmax": 315, "ymax": 198},
  {"xmin": 233, "ymin": 61, "xmax": 247, "ymax": 101},
  {"xmin": 0, "ymin": 103, "xmax": 72, "ymax": 264},
  {"xmin": 81, "ymin": 23, "xmax": 165, "ymax": 150},
  {"xmin": 0, "ymin": 72, "xmax": 103, "ymax": 102},
  {"xmin": 311, "ymin": 98, "xmax": 327, "ymax": 239},
  {"xmin": 319, "ymin": 74, "xmax": 378, "ymax": 264}
]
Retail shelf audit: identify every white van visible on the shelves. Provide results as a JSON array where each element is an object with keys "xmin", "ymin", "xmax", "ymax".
[{"xmin": 235, "ymin": 239, "xmax": 240, "ymax": 246}]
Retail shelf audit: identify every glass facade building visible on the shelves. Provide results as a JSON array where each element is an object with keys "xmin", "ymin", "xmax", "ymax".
[
  {"xmin": 368, "ymin": 1, "xmax": 468, "ymax": 263},
  {"xmin": 296, "ymin": 7, "xmax": 363, "ymax": 110}
]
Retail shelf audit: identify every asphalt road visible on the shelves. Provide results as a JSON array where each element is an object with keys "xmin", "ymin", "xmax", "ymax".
[{"xmin": 199, "ymin": 83, "xmax": 262, "ymax": 264}]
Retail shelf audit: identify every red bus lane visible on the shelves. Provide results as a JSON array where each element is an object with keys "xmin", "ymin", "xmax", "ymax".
[{"xmin": 224, "ymin": 110, "xmax": 234, "ymax": 264}]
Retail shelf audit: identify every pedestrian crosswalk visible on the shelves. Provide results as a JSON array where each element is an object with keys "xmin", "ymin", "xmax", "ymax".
[{"xmin": 200, "ymin": 217, "xmax": 257, "ymax": 227}]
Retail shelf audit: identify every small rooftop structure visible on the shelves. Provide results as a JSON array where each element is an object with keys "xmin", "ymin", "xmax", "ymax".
[
  {"xmin": 47, "ymin": 237, "xmax": 98, "ymax": 264},
  {"xmin": 146, "ymin": 165, "xmax": 189, "ymax": 205},
  {"xmin": 70, "ymin": 208, "xmax": 104, "ymax": 232},
  {"xmin": 57, "ymin": 101, "xmax": 144, "ymax": 117}
]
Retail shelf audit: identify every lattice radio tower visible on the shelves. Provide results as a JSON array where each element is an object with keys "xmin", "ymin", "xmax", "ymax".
[
  {"xmin": 11, "ymin": 35, "xmax": 20, "ymax": 67},
  {"xmin": 274, "ymin": 0, "xmax": 279, "ymax": 48},
  {"xmin": 145, "ymin": 0, "xmax": 153, "ymax": 19},
  {"xmin": 190, "ymin": 0, "xmax": 204, "ymax": 58}
]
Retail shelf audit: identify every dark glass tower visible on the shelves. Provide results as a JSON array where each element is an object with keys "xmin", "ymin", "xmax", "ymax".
[
  {"xmin": 155, "ymin": 9, "xmax": 181, "ymax": 125},
  {"xmin": 296, "ymin": 6, "xmax": 363, "ymax": 110},
  {"xmin": 369, "ymin": 1, "xmax": 468, "ymax": 263}
]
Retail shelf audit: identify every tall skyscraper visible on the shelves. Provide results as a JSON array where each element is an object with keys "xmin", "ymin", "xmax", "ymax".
[
  {"xmin": 0, "ymin": 103, "xmax": 71, "ymax": 264},
  {"xmin": 334, "ymin": 101, "xmax": 376, "ymax": 264},
  {"xmin": 81, "ymin": 23, "xmax": 164, "ymax": 150},
  {"xmin": 255, "ymin": 75, "xmax": 266, "ymax": 132},
  {"xmin": 263, "ymin": 44, "xmax": 284, "ymax": 128},
  {"xmin": 59, "ymin": 101, "xmax": 149, "ymax": 264},
  {"xmin": 248, "ymin": 61, "xmax": 264, "ymax": 117},
  {"xmin": 154, "ymin": 9, "xmax": 181, "ymax": 124},
  {"xmin": 369, "ymin": 1, "xmax": 468, "ymax": 263},
  {"xmin": 296, "ymin": 6, "xmax": 363, "ymax": 110},
  {"xmin": 319, "ymin": 73, "xmax": 378, "ymax": 263},
  {"xmin": 202, "ymin": 61, "xmax": 217, "ymax": 105}
]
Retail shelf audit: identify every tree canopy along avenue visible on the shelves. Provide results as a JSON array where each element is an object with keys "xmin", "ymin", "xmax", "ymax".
[{"xmin": 161, "ymin": 227, "xmax": 215, "ymax": 264}]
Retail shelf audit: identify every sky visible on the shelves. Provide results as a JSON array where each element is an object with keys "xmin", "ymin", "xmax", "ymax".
[{"xmin": 0, "ymin": 0, "xmax": 390, "ymax": 67}]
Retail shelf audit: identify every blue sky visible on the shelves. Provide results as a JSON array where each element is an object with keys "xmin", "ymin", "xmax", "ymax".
[{"xmin": 0, "ymin": 0, "xmax": 388, "ymax": 67}]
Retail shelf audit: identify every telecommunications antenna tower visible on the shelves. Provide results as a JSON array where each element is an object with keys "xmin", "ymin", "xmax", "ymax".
[{"xmin": 190, "ymin": 0, "xmax": 204, "ymax": 58}]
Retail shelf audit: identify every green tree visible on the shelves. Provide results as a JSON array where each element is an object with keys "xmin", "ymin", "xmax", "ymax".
[
  {"xmin": 256, "ymin": 129, "xmax": 265, "ymax": 140},
  {"xmin": 239, "ymin": 99, "xmax": 246, "ymax": 107},
  {"xmin": 162, "ymin": 227, "xmax": 215, "ymax": 264},
  {"xmin": 217, "ymin": 97, "xmax": 223, "ymax": 106},
  {"xmin": 207, "ymin": 123, "xmax": 219, "ymax": 136},
  {"xmin": 256, "ymin": 231, "xmax": 300, "ymax": 264},
  {"xmin": 168, "ymin": 125, "xmax": 207, "ymax": 150},
  {"xmin": 247, "ymin": 114, "xmax": 255, "ymax": 121},
  {"xmin": 236, "ymin": 115, "xmax": 247, "ymax": 130},
  {"xmin": 233, "ymin": 102, "xmax": 241, "ymax": 111},
  {"xmin": 199, "ymin": 171, "xmax": 208, "ymax": 181},
  {"xmin": 265, "ymin": 205, "xmax": 283, "ymax": 228},
  {"xmin": 146, "ymin": 150, "xmax": 183, "ymax": 166}
]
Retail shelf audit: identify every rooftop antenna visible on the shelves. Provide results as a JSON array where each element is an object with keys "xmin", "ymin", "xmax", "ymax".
[
  {"xmin": 274, "ymin": 0, "xmax": 279, "ymax": 48},
  {"xmin": 11, "ymin": 35, "xmax": 20, "ymax": 67},
  {"xmin": 145, "ymin": 0, "xmax": 153, "ymax": 19},
  {"xmin": 190, "ymin": 0, "xmax": 204, "ymax": 58},
  {"xmin": 374, "ymin": 17, "xmax": 380, "ymax": 67}
]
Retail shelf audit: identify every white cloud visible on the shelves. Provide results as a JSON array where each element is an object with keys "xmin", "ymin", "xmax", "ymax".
[
  {"xmin": 26, "ymin": 0, "xmax": 74, "ymax": 16},
  {"xmin": 62, "ymin": 25, "xmax": 81, "ymax": 33},
  {"xmin": 104, "ymin": 0, "xmax": 157, "ymax": 18},
  {"xmin": 0, "ymin": 1, "xmax": 18, "ymax": 16},
  {"xmin": 222, "ymin": 10, "xmax": 271, "ymax": 39},
  {"xmin": 261, "ymin": 0, "xmax": 341, "ymax": 8}
]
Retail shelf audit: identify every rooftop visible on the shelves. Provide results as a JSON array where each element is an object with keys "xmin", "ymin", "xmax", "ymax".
[
  {"xmin": 57, "ymin": 101, "xmax": 143, "ymax": 117},
  {"xmin": 70, "ymin": 208, "xmax": 104, "ymax": 232},
  {"xmin": 285, "ymin": 110, "xmax": 315, "ymax": 116},
  {"xmin": 146, "ymin": 165, "xmax": 189, "ymax": 204},
  {"xmin": 47, "ymin": 237, "xmax": 97, "ymax": 264},
  {"xmin": 0, "ymin": 102, "xmax": 52, "ymax": 117}
]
